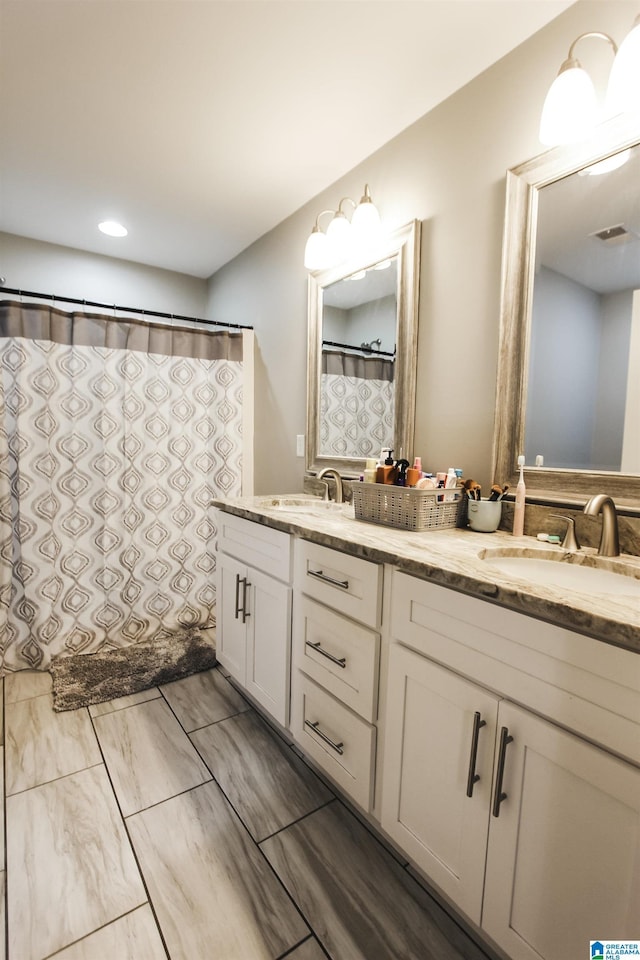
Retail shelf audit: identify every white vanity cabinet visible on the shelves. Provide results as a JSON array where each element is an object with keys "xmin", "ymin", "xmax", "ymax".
[
  {"xmin": 482, "ymin": 700, "xmax": 640, "ymax": 960},
  {"xmin": 382, "ymin": 645, "xmax": 499, "ymax": 922},
  {"xmin": 216, "ymin": 510, "xmax": 292, "ymax": 726},
  {"xmin": 382, "ymin": 571, "xmax": 640, "ymax": 960},
  {"xmin": 290, "ymin": 539, "xmax": 383, "ymax": 811}
]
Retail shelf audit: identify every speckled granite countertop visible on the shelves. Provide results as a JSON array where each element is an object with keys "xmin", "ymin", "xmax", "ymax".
[{"xmin": 213, "ymin": 495, "xmax": 640, "ymax": 655}]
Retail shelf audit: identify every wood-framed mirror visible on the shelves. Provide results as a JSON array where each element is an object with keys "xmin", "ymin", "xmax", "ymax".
[
  {"xmin": 306, "ymin": 219, "xmax": 421, "ymax": 477},
  {"xmin": 492, "ymin": 113, "xmax": 640, "ymax": 509}
]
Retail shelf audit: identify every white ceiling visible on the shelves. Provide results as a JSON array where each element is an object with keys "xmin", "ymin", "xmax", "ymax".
[{"xmin": 0, "ymin": 0, "xmax": 574, "ymax": 279}]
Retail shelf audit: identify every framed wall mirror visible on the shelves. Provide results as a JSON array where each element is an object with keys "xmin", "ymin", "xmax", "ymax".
[
  {"xmin": 492, "ymin": 114, "xmax": 640, "ymax": 508},
  {"xmin": 306, "ymin": 219, "xmax": 421, "ymax": 476}
]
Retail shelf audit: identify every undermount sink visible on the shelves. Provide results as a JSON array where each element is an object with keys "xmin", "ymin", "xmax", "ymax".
[
  {"xmin": 479, "ymin": 547, "xmax": 640, "ymax": 597},
  {"xmin": 252, "ymin": 496, "xmax": 350, "ymax": 514}
]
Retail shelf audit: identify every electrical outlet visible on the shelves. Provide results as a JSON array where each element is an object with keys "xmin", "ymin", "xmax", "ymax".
[{"xmin": 296, "ymin": 434, "xmax": 305, "ymax": 458}]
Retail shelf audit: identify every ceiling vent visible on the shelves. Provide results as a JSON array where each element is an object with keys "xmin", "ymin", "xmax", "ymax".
[{"xmin": 589, "ymin": 223, "xmax": 638, "ymax": 246}]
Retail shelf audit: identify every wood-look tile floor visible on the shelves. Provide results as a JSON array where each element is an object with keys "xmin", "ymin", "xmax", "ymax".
[{"xmin": 1, "ymin": 666, "xmax": 497, "ymax": 960}]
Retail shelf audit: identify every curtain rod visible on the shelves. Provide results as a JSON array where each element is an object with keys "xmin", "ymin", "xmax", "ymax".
[
  {"xmin": 322, "ymin": 338, "xmax": 395, "ymax": 358},
  {"xmin": 0, "ymin": 287, "xmax": 252, "ymax": 332}
]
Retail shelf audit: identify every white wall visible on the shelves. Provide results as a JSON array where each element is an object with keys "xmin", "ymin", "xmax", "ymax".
[
  {"xmin": 206, "ymin": 0, "xmax": 638, "ymax": 494},
  {"xmin": 526, "ymin": 266, "xmax": 601, "ymax": 468},
  {"xmin": 0, "ymin": 233, "xmax": 208, "ymax": 317},
  {"xmin": 592, "ymin": 289, "xmax": 633, "ymax": 469},
  {"xmin": 347, "ymin": 296, "xmax": 396, "ymax": 355},
  {"xmin": 621, "ymin": 289, "xmax": 640, "ymax": 473}
]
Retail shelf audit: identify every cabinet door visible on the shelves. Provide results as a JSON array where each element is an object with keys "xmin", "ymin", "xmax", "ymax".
[
  {"xmin": 217, "ymin": 553, "xmax": 247, "ymax": 682},
  {"xmin": 483, "ymin": 701, "xmax": 640, "ymax": 960},
  {"xmin": 381, "ymin": 645, "xmax": 499, "ymax": 923},
  {"xmin": 245, "ymin": 568, "xmax": 292, "ymax": 727}
]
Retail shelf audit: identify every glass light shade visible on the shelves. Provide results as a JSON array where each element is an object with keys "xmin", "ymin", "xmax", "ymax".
[
  {"xmin": 539, "ymin": 64, "xmax": 597, "ymax": 146},
  {"xmin": 606, "ymin": 20, "xmax": 640, "ymax": 116},
  {"xmin": 351, "ymin": 197, "xmax": 382, "ymax": 237},
  {"xmin": 304, "ymin": 229, "xmax": 331, "ymax": 271},
  {"xmin": 326, "ymin": 212, "xmax": 352, "ymax": 262},
  {"xmin": 579, "ymin": 148, "xmax": 631, "ymax": 176}
]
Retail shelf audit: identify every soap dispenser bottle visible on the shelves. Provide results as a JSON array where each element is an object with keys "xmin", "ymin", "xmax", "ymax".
[
  {"xmin": 376, "ymin": 449, "xmax": 395, "ymax": 484},
  {"xmin": 512, "ymin": 455, "xmax": 526, "ymax": 536}
]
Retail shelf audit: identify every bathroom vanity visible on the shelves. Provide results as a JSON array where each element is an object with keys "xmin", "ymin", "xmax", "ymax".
[{"xmin": 214, "ymin": 495, "xmax": 640, "ymax": 960}]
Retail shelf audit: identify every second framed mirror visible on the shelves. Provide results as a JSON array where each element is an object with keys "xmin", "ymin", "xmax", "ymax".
[{"xmin": 306, "ymin": 219, "xmax": 421, "ymax": 476}]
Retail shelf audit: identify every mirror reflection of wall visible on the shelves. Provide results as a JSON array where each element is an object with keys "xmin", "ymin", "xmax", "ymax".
[
  {"xmin": 320, "ymin": 258, "xmax": 397, "ymax": 459},
  {"xmin": 524, "ymin": 143, "xmax": 640, "ymax": 473}
]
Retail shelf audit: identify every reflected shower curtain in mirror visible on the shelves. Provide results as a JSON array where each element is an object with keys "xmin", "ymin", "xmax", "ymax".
[
  {"xmin": 321, "ymin": 349, "xmax": 394, "ymax": 458},
  {"xmin": 0, "ymin": 301, "xmax": 244, "ymax": 674}
]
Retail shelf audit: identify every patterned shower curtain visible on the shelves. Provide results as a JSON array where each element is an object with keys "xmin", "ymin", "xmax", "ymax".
[
  {"xmin": 321, "ymin": 349, "xmax": 395, "ymax": 459},
  {"xmin": 0, "ymin": 301, "xmax": 244, "ymax": 674}
]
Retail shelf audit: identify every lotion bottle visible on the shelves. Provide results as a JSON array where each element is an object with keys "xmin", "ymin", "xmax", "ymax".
[
  {"xmin": 512, "ymin": 455, "xmax": 526, "ymax": 536},
  {"xmin": 363, "ymin": 458, "xmax": 377, "ymax": 483}
]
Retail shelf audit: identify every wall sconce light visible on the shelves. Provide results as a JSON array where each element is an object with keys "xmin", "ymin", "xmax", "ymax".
[
  {"xmin": 304, "ymin": 184, "xmax": 382, "ymax": 271},
  {"xmin": 539, "ymin": 14, "xmax": 640, "ymax": 147}
]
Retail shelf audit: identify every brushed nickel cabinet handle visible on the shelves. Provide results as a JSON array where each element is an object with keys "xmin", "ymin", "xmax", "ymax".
[
  {"xmin": 241, "ymin": 578, "xmax": 250, "ymax": 623},
  {"xmin": 307, "ymin": 568, "xmax": 349, "ymax": 590},
  {"xmin": 234, "ymin": 573, "xmax": 242, "ymax": 620},
  {"xmin": 305, "ymin": 640, "xmax": 346, "ymax": 668},
  {"xmin": 466, "ymin": 711, "xmax": 486, "ymax": 798},
  {"xmin": 492, "ymin": 726, "xmax": 514, "ymax": 817},
  {"xmin": 304, "ymin": 719, "xmax": 344, "ymax": 755}
]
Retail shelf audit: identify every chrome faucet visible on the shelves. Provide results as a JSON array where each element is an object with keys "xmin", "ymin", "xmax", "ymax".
[
  {"xmin": 583, "ymin": 494, "xmax": 620, "ymax": 557},
  {"xmin": 316, "ymin": 467, "xmax": 344, "ymax": 503}
]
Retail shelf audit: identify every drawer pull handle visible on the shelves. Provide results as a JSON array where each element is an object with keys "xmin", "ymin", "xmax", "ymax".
[
  {"xmin": 306, "ymin": 640, "xmax": 346, "ymax": 668},
  {"xmin": 466, "ymin": 711, "xmax": 486, "ymax": 798},
  {"xmin": 307, "ymin": 568, "xmax": 349, "ymax": 590},
  {"xmin": 304, "ymin": 719, "xmax": 344, "ymax": 755},
  {"xmin": 492, "ymin": 726, "xmax": 514, "ymax": 818}
]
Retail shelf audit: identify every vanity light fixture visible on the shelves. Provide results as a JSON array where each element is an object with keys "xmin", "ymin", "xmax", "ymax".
[
  {"xmin": 539, "ymin": 14, "xmax": 640, "ymax": 147},
  {"xmin": 98, "ymin": 220, "xmax": 128, "ymax": 237},
  {"xmin": 304, "ymin": 184, "xmax": 382, "ymax": 271}
]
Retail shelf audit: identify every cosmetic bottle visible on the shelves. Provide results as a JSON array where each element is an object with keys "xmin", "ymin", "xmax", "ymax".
[
  {"xmin": 445, "ymin": 467, "xmax": 457, "ymax": 489},
  {"xmin": 512, "ymin": 455, "xmax": 526, "ymax": 536},
  {"xmin": 406, "ymin": 466, "xmax": 420, "ymax": 487},
  {"xmin": 376, "ymin": 449, "xmax": 395, "ymax": 484},
  {"xmin": 363, "ymin": 458, "xmax": 377, "ymax": 483},
  {"xmin": 394, "ymin": 459, "xmax": 410, "ymax": 486}
]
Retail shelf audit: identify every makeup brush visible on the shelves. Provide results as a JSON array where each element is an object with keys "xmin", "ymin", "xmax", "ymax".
[
  {"xmin": 497, "ymin": 484, "xmax": 509, "ymax": 501},
  {"xmin": 488, "ymin": 484, "xmax": 503, "ymax": 501}
]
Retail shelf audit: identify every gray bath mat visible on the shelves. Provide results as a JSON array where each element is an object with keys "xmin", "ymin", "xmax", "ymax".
[{"xmin": 50, "ymin": 629, "xmax": 217, "ymax": 711}]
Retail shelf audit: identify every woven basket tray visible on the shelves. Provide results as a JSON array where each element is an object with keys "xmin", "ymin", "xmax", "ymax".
[{"xmin": 352, "ymin": 483, "xmax": 462, "ymax": 532}]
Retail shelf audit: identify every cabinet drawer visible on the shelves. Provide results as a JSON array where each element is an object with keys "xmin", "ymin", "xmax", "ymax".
[
  {"xmin": 216, "ymin": 510, "xmax": 292, "ymax": 582},
  {"xmin": 293, "ymin": 597, "xmax": 379, "ymax": 722},
  {"xmin": 291, "ymin": 672, "xmax": 376, "ymax": 811},
  {"xmin": 295, "ymin": 540, "xmax": 382, "ymax": 628}
]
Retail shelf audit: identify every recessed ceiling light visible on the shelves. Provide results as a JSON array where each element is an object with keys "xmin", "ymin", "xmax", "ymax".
[{"xmin": 98, "ymin": 220, "xmax": 128, "ymax": 237}]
